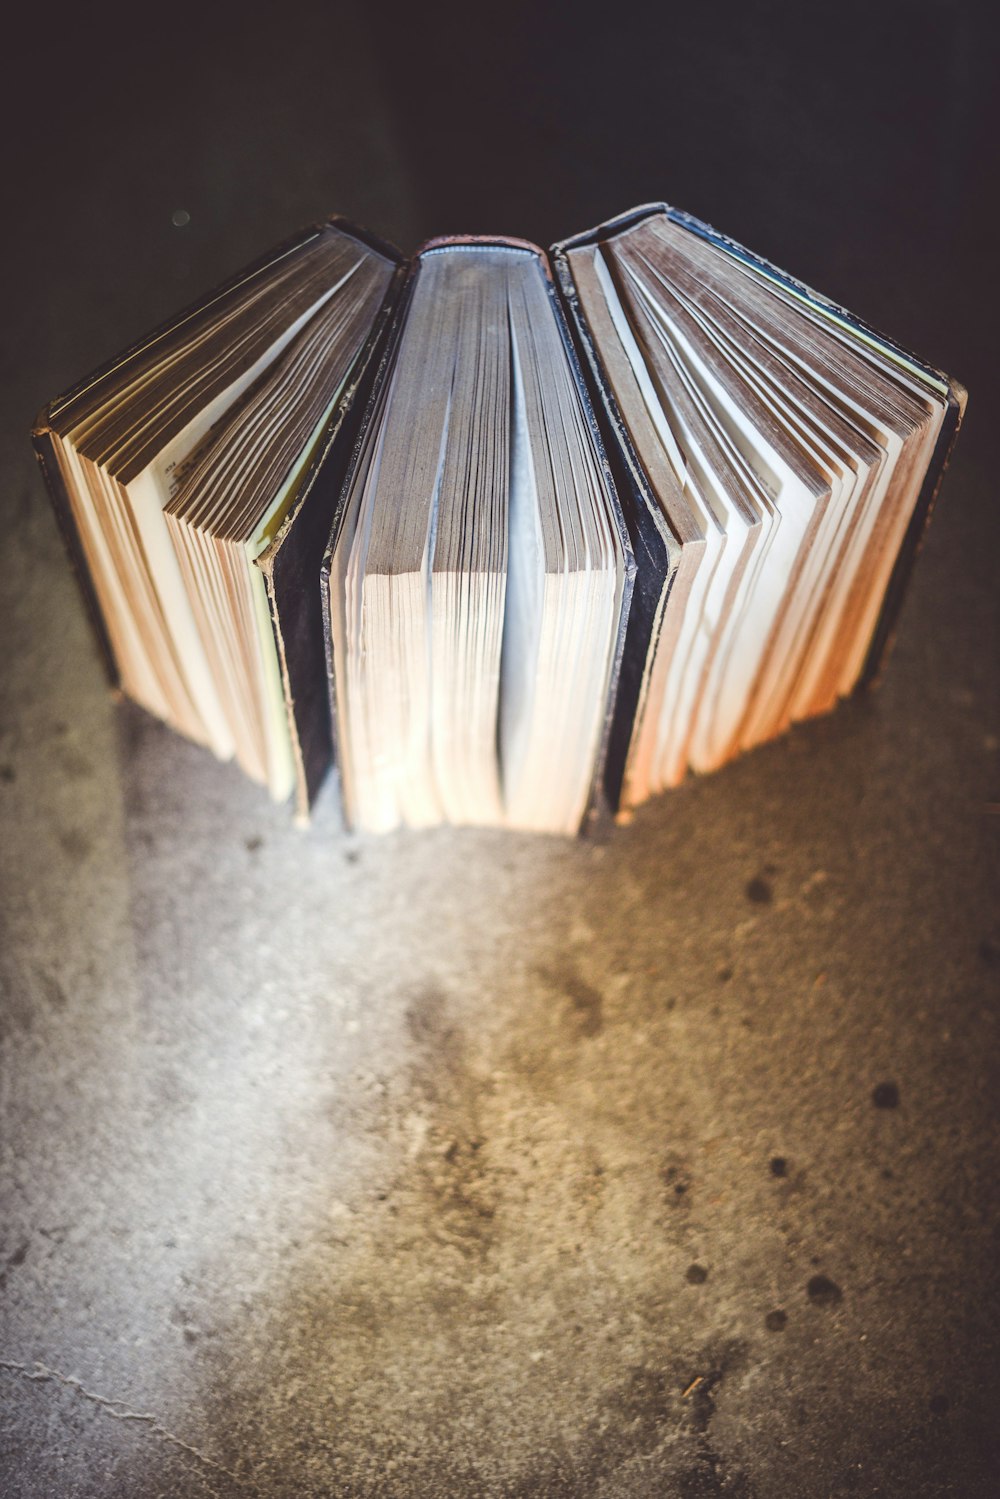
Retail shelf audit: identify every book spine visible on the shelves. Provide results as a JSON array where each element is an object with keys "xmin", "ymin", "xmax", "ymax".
[
  {"xmin": 32, "ymin": 423, "xmax": 121, "ymax": 692},
  {"xmin": 417, "ymin": 233, "xmax": 549, "ymax": 259}
]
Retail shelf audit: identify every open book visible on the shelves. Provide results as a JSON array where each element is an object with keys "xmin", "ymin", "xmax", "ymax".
[
  {"xmin": 33, "ymin": 218, "xmax": 402, "ymax": 817},
  {"xmin": 34, "ymin": 205, "xmax": 964, "ymax": 835},
  {"xmin": 553, "ymin": 205, "xmax": 965, "ymax": 815},
  {"xmin": 323, "ymin": 237, "xmax": 630, "ymax": 835}
]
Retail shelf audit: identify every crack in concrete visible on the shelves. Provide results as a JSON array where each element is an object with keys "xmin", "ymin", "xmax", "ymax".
[{"xmin": 0, "ymin": 1357, "xmax": 254, "ymax": 1495}]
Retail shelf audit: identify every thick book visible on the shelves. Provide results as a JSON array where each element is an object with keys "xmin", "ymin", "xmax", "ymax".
[
  {"xmin": 552, "ymin": 204, "xmax": 966, "ymax": 815},
  {"xmin": 33, "ymin": 217, "xmax": 404, "ymax": 819},
  {"xmin": 35, "ymin": 205, "xmax": 964, "ymax": 836},
  {"xmin": 321, "ymin": 236, "xmax": 634, "ymax": 835}
]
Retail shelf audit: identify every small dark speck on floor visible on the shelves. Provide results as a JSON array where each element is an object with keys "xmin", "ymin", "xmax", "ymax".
[
  {"xmin": 663, "ymin": 1163, "xmax": 692, "ymax": 1205},
  {"xmin": 765, "ymin": 1309, "xmax": 788, "ymax": 1332},
  {"xmin": 769, "ymin": 1156, "xmax": 788, "ymax": 1177},
  {"xmin": 245, "ymin": 836, "xmax": 263, "ymax": 853},
  {"xmin": 686, "ymin": 1263, "xmax": 709, "ymax": 1284},
  {"xmin": 0, "ymin": 764, "xmax": 15, "ymax": 783},
  {"xmin": 745, "ymin": 876, "xmax": 773, "ymax": 904},
  {"xmin": 807, "ymin": 1274, "xmax": 843, "ymax": 1307},
  {"xmin": 872, "ymin": 1081, "xmax": 900, "ymax": 1109}
]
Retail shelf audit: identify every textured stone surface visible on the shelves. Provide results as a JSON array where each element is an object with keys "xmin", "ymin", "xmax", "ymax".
[{"xmin": 2, "ymin": 4, "xmax": 998, "ymax": 1495}]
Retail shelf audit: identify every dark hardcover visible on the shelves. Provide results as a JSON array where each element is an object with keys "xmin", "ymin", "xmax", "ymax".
[
  {"xmin": 33, "ymin": 216, "xmax": 404, "ymax": 817},
  {"xmin": 321, "ymin": 261, "xmax": 419, "ymax": 830},
  {"xmin": 550, "ymin": 214, "xmax": 683, "ymax": 816},
  {"xmin": 553, "ymin": 202, "xmax": 967, "ymax": 719},
  {"xmin": 257, "ymin": 245, "xmax": 407, "ymax": 821},
  {"xmin": 321, "ymin": 235, "xmax": 636, "ymax": 833}
]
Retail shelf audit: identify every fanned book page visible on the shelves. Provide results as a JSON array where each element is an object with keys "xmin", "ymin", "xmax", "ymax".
[
  {"xmin": 557, "ymin": 207, "xmax": 964, "ymax": 814},
  {"xmin": 35, "ymin": 221, "xmax": 398, "ymax": 805},
  {"xmin": 326, "ymin": 241, "xmax": 629, "ymax": 835}
]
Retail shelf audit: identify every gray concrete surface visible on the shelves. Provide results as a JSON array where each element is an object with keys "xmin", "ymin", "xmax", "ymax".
[{"xmin": 2, "ymin": 4, "xmax": 998, "ymax": 1494}]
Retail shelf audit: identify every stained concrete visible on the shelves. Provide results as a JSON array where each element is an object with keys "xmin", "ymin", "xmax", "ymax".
[{"xmin": 2, "ymin": 4, "xmax": 998, "ymax": 1495}]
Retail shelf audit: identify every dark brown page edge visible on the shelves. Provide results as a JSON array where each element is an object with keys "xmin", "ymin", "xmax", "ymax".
[
  {"xmin": 557, "ymin": 202, "xmax": 953, "ymax": 394},
  {"xmin": 36, "ymin": 215, "xmax": 401, "ymax": 433}
]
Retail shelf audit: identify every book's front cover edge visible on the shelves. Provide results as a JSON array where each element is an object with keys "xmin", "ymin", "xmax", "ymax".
[
  {"xmin": 257, "ymin": 259, "xmax": 408, "ymax": 822},
  {"xmin": 554, "ymin": 202, "xmax": 672, "ymax": 256},
  {"xmin": 551, "ymin": 243, "xmax": 678, "ymax": 816},
  {"xmin": 858, "ymin": 378, "xmax": 967, "ymax": 689},
  {"xmin": 317, "ymin": 543, "xmax": 345, "ymax": 833},
  {"xmin": 320, "ymin": 264, "xmax": 422, "ymax": 835},
  {"xmin": 539, "ymin": 258, "xmax": 636, "ymax": 833},
  {"xmin": 328, "ymin": 215, "xmax": 405, "ymax": 267}
]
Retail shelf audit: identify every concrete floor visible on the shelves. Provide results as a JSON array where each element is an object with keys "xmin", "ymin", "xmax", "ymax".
[{"xmin": 2, "ymin": 4, "xmax": 998, "ymax": 1495}]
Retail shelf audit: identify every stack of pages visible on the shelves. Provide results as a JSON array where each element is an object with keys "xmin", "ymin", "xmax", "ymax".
[
  {"xmin": 35, "ymin": 220, "xmax": 401, "ymax": 812},
  {"xmin": 35, "ymin": 206, "xmax": 965, "ymax": 835}
]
